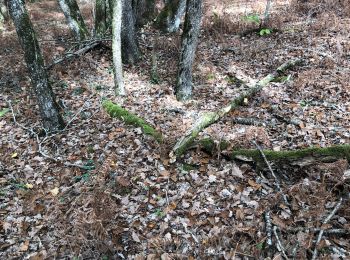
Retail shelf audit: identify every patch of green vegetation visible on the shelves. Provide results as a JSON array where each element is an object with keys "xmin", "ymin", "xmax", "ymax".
[
  {"xmin": 181, "ymin": 163, "xmax": 198, "ymax": 172},
  {"xmin": 243, "ymin": 14, "xmax": 260, "ymax": 25},
  {"xmin": 207, "ymin": 73, "xmax": 215, "ymax": 81},
  {"xmin": 259, "ymin": 28, "xmax": 272, "ymax": 36},
  {"xmin": 74, "ymin": 173, "xmax": 90, "ymax": 183},
  {"xmin": 102, "ymin": 100, "xmax": 163, "ymax": 142},
  {"xmin": 71, "ymin": 87, "xmax": 85, "ymax": 96},
  {"xmin": 0, "ymin": 108, "xmax": 9, "ymax": 118},
  {"xmin": 155, "ymin": 208, "xmax": 165, "ymax": 218},
  {"xmin": 57, "ymin": 80, "xmax": 69, "ymax": 89},
  {"xmin": 0, "ymin": 189, "xmax": 6, "ymax": 197},
  {"xmin": 94, "ymin": 84, "xmax": 104, "ymax": 91}
]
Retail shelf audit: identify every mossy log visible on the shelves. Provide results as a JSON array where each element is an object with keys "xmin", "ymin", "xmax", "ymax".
[
  {"xmin": 170, "ymin": 58, "xmax": 303, "ymax": 160},
  {"xmin": 199, "ymin": 138, "xmax": 350, "ymax": 167},
  {"xmin": 102, "ymin": 100, "xmax": 162, "ymax": 142}
]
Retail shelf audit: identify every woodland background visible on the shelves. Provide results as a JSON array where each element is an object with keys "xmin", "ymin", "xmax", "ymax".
[{"xmin": 1, "ymin": 0, "xmax": 350, "ymax": 259}]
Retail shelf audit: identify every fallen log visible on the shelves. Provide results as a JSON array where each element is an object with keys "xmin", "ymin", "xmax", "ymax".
[
  {"xmin": 170, "ymin": 58, "xmax": 303, "ymax": 160},
  {"xmin": 102, "ymin": 100, "xmax": 163, "ymax": 142},
  {"xmin": 199, "ymin": 138, "xmax": 350, "ymax": 167}
]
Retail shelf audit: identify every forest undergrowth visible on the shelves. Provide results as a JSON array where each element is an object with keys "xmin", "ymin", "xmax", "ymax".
[{"xmin": 1, "ymin": 0, "xmax": 350, "ymax": 259}]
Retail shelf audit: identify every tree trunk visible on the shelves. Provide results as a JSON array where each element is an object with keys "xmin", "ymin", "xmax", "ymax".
[
  {"xmin": 155, "ymin": 0, "xmax": 186, "ymax": 33},
  {"xmin": 0, "ymin": 0, "xmax": 9, "ymax": 31},
  {"xmin": 9, "ymin": 0, "xmax": 65, "ymax": 132},
  {"xmin": 94, "ymin": 0, "xmax": 112, "ymax": 36},
  {"xmin": 58, "ymin": 0, "xmax": 89, "ymax": 41},
  {"xmin": 121, "ymin": 0, "xmax": 140, "ymax": 64},
  {"xmin": 171, "ymin": 59, "xmax": 303, "ymax": 159},
  {"xmin": 111, "ymin": 0, "xmax": 125, "ymax": 95},
  {"xmin": 175, "ymin": 0, "xmax": 202, "ymax": 101},
  {"xmin": 132, "ymin": 0, "xmax": 155, "ymax": 27}
]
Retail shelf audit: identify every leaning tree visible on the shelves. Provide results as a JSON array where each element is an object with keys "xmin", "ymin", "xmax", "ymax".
[
  {"xmin": 9, "ymin": 0, "xmax": 65, "ymax": 131},
  {"xmin": 175, "ymin": 0, "xmax": 202, "ymax": 101}
]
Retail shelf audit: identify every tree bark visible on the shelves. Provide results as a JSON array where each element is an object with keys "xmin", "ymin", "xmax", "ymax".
[
  {"xmin": 95, "ymin": 0, "xmax": 112, "ymax": 36},
  {"xmin": 170, "ymin": 59, "xmax": 303, "ymax": 159},
  {"xmin": 58, "ymin": 0, "xmax": 89, "ymax": 41},
  {"xmin": 121, "ymin": 0, "xmax": 140, "ymax": 64},
  {"xmin": 111, "ymin": 0, "xmax": 125, "ymax": 95},
  {"xmin": 175, "ymin": 0, "xmax": 202, "ymax": 101},
  {"xmin": 155, "ymin": 0, "xmax": 186, "ymax": 33},
  {"xmin": 0, "ymin": 0, "xmax": 9, "ymax": 31},
  {"xmin": 9, "ymin": 0, "xmax": 65, "ymax": 132},
  {"xmin": 199, "ymin": 138, "xmax": 350, "ymax": 169},
  {"xmin": 132, "ymin": 0, "xmax": 155, "ymax": 27}
]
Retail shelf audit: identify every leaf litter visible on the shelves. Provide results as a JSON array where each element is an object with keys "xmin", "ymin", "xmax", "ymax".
[{"xmin": 1, "ymin": 0, "xmax": 350, "ymax": 259}]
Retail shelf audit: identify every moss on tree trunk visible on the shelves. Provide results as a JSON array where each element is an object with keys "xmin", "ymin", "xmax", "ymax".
[
  {"xmin": 102, "ymin": 100, "xmax": 162, "ymax": 142},
  {"xmin": 171, "ymin": 58, "xmax": 303, "ymax": 160},
  {"xmin": 199, "ymin": 138, "xmax": 350, "ymax": 167},
  {"xmin": 58, "ymin": 0, "xmax": 89, "ymax": 41},
  {"xmin": 9, "ymin": 0, "xmax": 64, "ymax": 131}
]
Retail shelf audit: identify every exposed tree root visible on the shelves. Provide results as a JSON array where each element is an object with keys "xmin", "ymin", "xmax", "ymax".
[
  {"xmin": 170, "ymin": 58, "xmax": 303, "ymax": 161},
  {"xmin": 102, "ymin": 100, "xmax": 163, "ymax": 142}
]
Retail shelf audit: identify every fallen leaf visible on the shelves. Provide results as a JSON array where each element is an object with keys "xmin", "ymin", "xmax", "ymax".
[
  {"xmin": 132, "ymin": 231, "xmax": 141, "ymax": 243},
  {"xmin": 25, "ymin": 183, "xmax": 33, "ymax": 189},
  {"xmin": 20, "ymin": 240, "xmax": 29, "ymax": 251},
  {"xmin": 50, "ymin": 187, "xmax": 59, "ymax": 196}
]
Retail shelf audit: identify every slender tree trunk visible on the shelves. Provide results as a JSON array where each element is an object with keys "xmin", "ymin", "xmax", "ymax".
[
  {"xmin": 9, "ymin": 0, "xmax": 65, "ymax": 132},
  {"xmin": 58, "ymin": 0, "xmax": 89, "ymax": 41},
  {"xmin": 112, "ymin": 0, "xmax": 125, "ymax": 95},
  {"xmin": 175, "ymin": 0, "xmax": 202, "ymax": 101},
  {"xmin": 0, "ymin": 0, "xmax": 9, "ymax": 31},
  {"xmin": 121, "ymin": 0, "xmax": 140, "ymax": 64},
  {"xmin": 156, "ymin": 0, "xmax": 186, "ymax": 33},
  {"xmin": 95, "ymin": 0, "xmax": 112, "ymax": 36}
]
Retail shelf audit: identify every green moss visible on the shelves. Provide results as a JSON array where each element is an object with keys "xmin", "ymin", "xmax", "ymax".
[
  {"xmin": 181, "ymin": 163, "xmax": 198, "ymax": 172},
  {"xmin": 199, "ymin": 138, "xmax": 229, "ymax": 154},
  {"xmin": 231, "ymin": 145, "xmax": 350, "ymax": 163},
  {"xmin": 102, "ymin": 100, "xmax": 162, "ymax": 142}
]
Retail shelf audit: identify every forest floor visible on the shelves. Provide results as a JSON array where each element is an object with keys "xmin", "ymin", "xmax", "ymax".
[{"xmin": 1, "ymin": 0, "xmax": 350, "ymax": 259}]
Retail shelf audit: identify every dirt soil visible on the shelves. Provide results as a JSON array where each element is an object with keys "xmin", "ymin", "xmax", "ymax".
[{"xmin": 1, "ymin": 0, "xmax": 350, "ymax": 259}]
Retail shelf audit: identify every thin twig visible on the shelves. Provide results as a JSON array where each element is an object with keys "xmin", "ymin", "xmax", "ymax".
[
  {"xmin": 311, "ymin": 197, "xmax": 343, "ymax": 260},
  {"xmin": 265, "ymin": 211, "xmax": 273, "ymax": 247},
  {"xmin": 285, "ymin": 227, "xmax": 349, "ymax": 235},
  {"xmin": 47, "ymin": 41, "xmax": 100, "ymax": 69},
  {"xmin": 7, "ymin": 99, "xmax": 88, "ymax": 169},
  {"xmin": 253, "ymin": 140, "xmax": 290, "ymax": 207},
  {"xmin": 273, "ymin": 225, "xmax": 289, "ymax": 260}
]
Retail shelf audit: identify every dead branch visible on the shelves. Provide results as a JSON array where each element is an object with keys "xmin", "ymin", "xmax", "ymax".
[
  {"xmin": 273, "ymin": 226, "xmax": 289, "ymax": 260},
  {"xmin": 7, "ymin": 99, "xmax": 88, "ymax": 170},
  {"xmin": 253, "ymin": 141, "xmax": 290, "ymax": 207},
  {"xmin": 47, "ymin": 41, "xmax": 100, "ymax": 70},
  {"xmin": 265, "ymin": 211, "xmax": 273, "ymax": 247},
  {"xmin": 311, "ymin": 197, "xmax": 344, "ymax": 260},
  {"xmin": 170, "ymin": 58, "xmax": 303, "ymax": 161}
]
